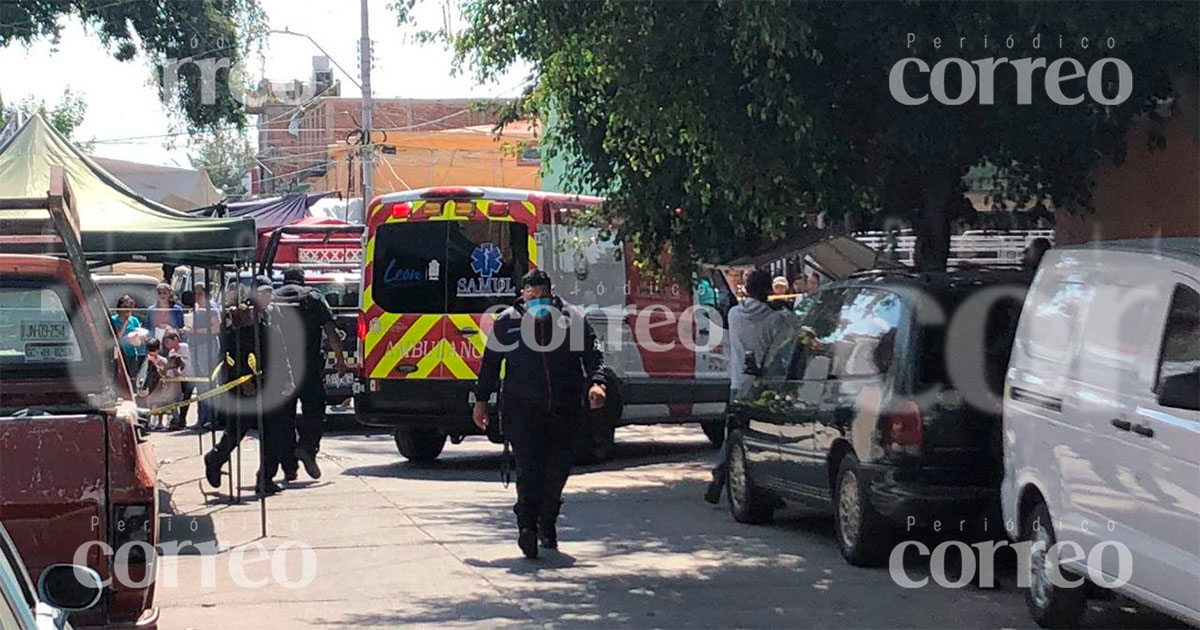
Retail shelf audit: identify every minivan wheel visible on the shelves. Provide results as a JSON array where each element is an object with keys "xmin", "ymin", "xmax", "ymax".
[
  {"xmin": 394, "ymin": 428, "xmax": 446, "ymax": 463},
  {"xmin": 727, "ymin": 433, "xmax": 773, "ymax": 524},
  {"xmin": 701, "ymin": 421, "xmax": 725, "ymax": 448},
  {"xmin": 833, "ymin": 455, "xmax": 891, "ymax": 567},
  {"xmin": 1023, "ymin": 501, "xmax": 1087, "ymax": 628}
]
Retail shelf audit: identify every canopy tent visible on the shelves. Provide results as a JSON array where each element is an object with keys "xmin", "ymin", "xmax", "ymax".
[
  {"xmin": 192, "ymin": 191, "xmax": 333, "ymax": 232},
  {"xmin": 0, "ymin": 115, "xmax": 256, "ymax": 265},
  {"xmin": 92, "ymin": 156, "xmax": 222, "ymax": 211}
]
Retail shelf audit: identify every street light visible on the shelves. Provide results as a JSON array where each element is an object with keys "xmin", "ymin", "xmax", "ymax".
[{"xmin": 268, "ymin": 28, "xmax": 362, "ymax": 90}]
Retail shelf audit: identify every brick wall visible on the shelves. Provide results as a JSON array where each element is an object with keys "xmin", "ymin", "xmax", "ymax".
[
  {"xmin": 1055, "ymin": 75, "xmax": 1200, "ymax": 244},
  {"xmin": 256, "ymin": 98, "xmax": 506, "ymax": 194}
]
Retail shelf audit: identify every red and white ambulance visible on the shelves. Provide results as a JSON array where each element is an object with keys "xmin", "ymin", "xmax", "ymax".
[{"xmin": 355, "ymin": 186, "xmax": 735, "ymax": 462}]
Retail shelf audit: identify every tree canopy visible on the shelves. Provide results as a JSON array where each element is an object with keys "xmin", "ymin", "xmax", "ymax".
[
  {"xmin": 1, "ymin": 0, "xmax": 266, "ymax": 131},
  {"xmin": 448, "ymin": 0, "xmax": 1198, "ymax": 271},
  {"xmin": 189, "ymin": 127, "xmax": 253, "ymax": 200},
  {"xmin": 0, "ymin": 88, "xmax": 88, "ymax": 140}
]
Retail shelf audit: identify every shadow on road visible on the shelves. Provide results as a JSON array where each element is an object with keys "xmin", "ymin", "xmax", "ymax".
[{"xmin": 341, "ymin": 433, "xmax": 713, "ymax": 483}]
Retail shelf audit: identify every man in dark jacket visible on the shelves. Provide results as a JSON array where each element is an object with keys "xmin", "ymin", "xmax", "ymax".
[
  {"xmin": 273, "ymin": 266, "xmax": 349, "ymax": 481},
  {"xmin": 473, "ymin": 269, "xmax": 607, "ymax": 559},
  {"xmin": 204, "ymin": 276, "xmax": 296, "ymax": 495}
]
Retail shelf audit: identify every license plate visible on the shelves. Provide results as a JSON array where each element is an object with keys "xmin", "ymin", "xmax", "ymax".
[
  {"xmin": 24, "ymin": 342, "xmax": 76, "ymax": 362},
  {"xmin": 21, "ymin": 321, "xmax": 69, "ymax": 341}
]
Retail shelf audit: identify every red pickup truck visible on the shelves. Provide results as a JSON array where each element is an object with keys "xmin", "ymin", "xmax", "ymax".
[{"xmin": 0, "ymin": 169, "xmax": 159, "ymax": 628}]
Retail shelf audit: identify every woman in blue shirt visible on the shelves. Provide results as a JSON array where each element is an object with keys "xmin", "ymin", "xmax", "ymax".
[{"xmin": 111, "ymin": 294, "xmax": 146, "ymax": 382}]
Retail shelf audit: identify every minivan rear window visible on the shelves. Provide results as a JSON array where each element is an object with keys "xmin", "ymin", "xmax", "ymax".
[{"xmin": 372, "ymin": 220, "xmax": 529, "ymax": 314}]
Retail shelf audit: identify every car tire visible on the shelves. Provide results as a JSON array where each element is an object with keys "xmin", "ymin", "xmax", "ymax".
[
  {"xmin": 1023, "ymin": 501, "xmax": 1087, "ymax": 629},
  {"xmin": 726, "ymin": 431, "xmax": 773, "ymax": 524},
  {"xmin": 394, "ymin": 428, "xmax": 446, "ymax": 463},
  {"xmin": 701, "ymin": 420, "xmax": 725, "ymax": 448},
  {"xmin": 833, "ymin": 454, "xmax": 891, "ymax": 567}
]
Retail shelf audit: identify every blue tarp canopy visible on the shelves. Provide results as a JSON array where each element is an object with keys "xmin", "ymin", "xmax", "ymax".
[{"xmin": 193, "ymin": 192, "xmax": 333, "ymax": 232}]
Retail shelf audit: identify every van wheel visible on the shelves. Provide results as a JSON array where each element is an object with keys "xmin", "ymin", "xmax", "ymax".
[
  {"xmin": 727, "ymin": 432, "xmax": 773, "ymax": 524},
  {"xmin": 701, "ymin": 420, "xmax": 725, "ymax": 448},
  {"xmin": 833, "ymin": 454, "xmax": 891, "ymax": 567},
  {"xmin": 394, "ymin": 428, "xmax": 445, "ymax": 463},
  {"xmin": 1023, "ymin": 501, "xmax": 1087, "ymax": 628}
]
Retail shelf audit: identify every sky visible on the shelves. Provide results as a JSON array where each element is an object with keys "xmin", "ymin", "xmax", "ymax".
[{"xmin": 0, "ymin": 0, "xmax": 530, "ymax": 166}]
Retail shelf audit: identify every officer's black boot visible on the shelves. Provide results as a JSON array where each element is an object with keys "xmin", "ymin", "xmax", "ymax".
[
  {"xmin": 203, "ymin": 450, "xmax": 223, "ymax": 488},
  {"xmin": 518, "ymin": 527, "xmax": 539, "ymax": 559},
  {"xmin": 538, "ymin": 499, "xmax": 562, "ymax": 549}
]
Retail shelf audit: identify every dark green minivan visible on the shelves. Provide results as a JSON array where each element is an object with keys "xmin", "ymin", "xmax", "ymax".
[{"xmin": 725, "ymin": 268, "xmax": 1030, "ymax": 566}]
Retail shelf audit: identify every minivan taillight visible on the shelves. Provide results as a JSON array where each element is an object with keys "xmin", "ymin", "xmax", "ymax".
[{"xmin": 883, "ymin": 400, "xmax": 923, "ymax": 455}]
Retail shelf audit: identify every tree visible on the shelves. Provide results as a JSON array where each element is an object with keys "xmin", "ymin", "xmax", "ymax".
[
  {"xmin": 0, "ymin": 88, "xmax": 88, "ymax": 139},
  {"xmin": 189, "ymin": 128, "xmax": 253, "ymax": 200},
  {"xmin": 1, "ymin": 0, "xmax": 266, "ymax": 131},
  {"xmin": 447, "ymin": 1, "xmax": 1198, "ymax": 272}
]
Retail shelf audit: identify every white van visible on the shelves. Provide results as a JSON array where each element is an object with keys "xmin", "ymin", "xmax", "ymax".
[{"xmin": 1002, "ymin": 239, "xmax": 1200, "ymax": 628}]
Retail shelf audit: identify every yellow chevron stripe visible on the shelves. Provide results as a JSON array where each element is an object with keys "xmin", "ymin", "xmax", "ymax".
[
  {"xmin": 521, "ymin": 201, "xmax": 537, "ymax": 218},
  {"xmin": 364, "ymin": 312, "xmax": 400, "ymax": 356},
  {"xmin": 371, "ymin": 315, "xmax": 440, "ymax": 378},
  {"xmin": 410, "ymin": 339, "xmax": 444, "ymax": 378},
  {"xmin": 447, "ymin": 314, "xmax": 487, "ymax": 356},
  {"xmin": 528, "ymin": 234, "xmax": 538, "ymax": 266},
  {"xmin": 440, "ymin": 339, "xmax": 476, "ymax": 379}
]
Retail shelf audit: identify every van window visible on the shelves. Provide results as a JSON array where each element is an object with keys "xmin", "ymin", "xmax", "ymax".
[
  {"xmin": 1155, "ymin": 284, "xmax": 1200, "ymax": 406},
  {"xmin": 0, "ymin": 284, "xmax": 86, "ymax": 370},
  {"xmin": 372, "ymin": 222, "xmax": 447, "ymax": 314},
  {"xmin": 760, "ymin": 315, "xmax": 803, "ymax": 380},
  {"xmin": 1024, "ymin": 281, "xmax": 1094, "ymax": 363},
  {"xmin": 372, "ymin": 221, "xmax": 529, "ymax": 314},
  {"xmin": 827, "ymin": 288, "xmax": 903, "ymax": 378},
  {"xmin": 786, "ymin": 288, "xmax": 845, "ymax": 380},
  {"xmin": 445, "ymin": 221, "xmax": 529, "ymax": 313}
]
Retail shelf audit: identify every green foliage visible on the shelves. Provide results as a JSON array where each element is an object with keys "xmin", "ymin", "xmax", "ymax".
[
  {"xmin": 189, "ymin": 128, "xmax": 253, "ymax": 200},
  {"xmin": 0, "ymin": 88, "xmax": 88, "ymax": 140},
  {"xmin": 1, "ymin": 0, "xmax": 267, "ymax": 131},
  {"xmin": 447, "ymin": 0, "xmax": 1198, "ymax": 272}
]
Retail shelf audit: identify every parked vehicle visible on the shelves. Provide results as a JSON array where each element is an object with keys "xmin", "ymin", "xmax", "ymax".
[
  {"xmin": 258, "ymin": 224, "xmax": 365, "ymax": 408},
  {"xmin": 0, "ymin": 522, "xmax": 103, "ymax": 630},
  {"xmin": 1001, "ymin": 239, "xmax": 1200, "ymax": 628},
  {"xmin": 0, "ymin": 170, "xmax": 159, "ymax": 628},
  {"xmin": 92, "ymin": 272, "xmax": 159, "ymax": 319},
  {"xmin": 725, "ymin": 267, "xmax": 1029, "ymax": 567},
  {"xmin": 355, "ymin": 186, "xmax": 736, "ymax": 463}
]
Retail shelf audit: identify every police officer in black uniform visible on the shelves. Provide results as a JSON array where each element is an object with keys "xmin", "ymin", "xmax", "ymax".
[
  {"xmin": 473, "ymin": 269, "xmax": 607, "ymax": 559},
  {"xmin": 204, "ymin": 276, "xmax": 295, "ymax": 495},
  {"xmin": 272, "ymin": 266, "xmax": 349, "ymax": 481}
]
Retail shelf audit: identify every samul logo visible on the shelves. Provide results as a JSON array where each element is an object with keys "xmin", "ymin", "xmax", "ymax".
[
  {"xmin": 459, "ymin": 242, "xmax": 514, "ymax": 297},
  {"xmin": 471, "ymin": 242, "xmax": 503, "ymax": 278}
]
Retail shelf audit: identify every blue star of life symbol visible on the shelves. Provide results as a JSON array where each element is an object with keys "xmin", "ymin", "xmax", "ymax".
[{"xmin": 471, "ymin": 242, "xmax": 503, "ymax": 278}]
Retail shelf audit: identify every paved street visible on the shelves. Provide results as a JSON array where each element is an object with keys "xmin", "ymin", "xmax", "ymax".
[{"xmin": 151, "ymin": 425, "xmax": 1174, "ymax": 630}]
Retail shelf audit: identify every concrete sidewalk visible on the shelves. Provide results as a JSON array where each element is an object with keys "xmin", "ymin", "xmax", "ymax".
[{"xmin": 149, "ymin": 426, "xmax": 1172, "ymax": 630}]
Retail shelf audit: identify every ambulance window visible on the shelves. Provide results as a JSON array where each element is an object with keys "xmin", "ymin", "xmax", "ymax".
[
  {"xmin": 446, "ymin": 222, "xmax": 529, "ymax": 313},
  {"xmin": 372, "ymin": 222, "xmax": 448, "ymax": 313}
]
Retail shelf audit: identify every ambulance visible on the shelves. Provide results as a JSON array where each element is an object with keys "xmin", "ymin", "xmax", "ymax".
[{"xmin": 355, "ymin": 186, "xmax": 736, "ymax": 462}]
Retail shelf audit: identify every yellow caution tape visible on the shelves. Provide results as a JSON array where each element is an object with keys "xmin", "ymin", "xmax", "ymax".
[{"xmin": 145, "ymin": 373, "xmax": 254, "ymax": 415}]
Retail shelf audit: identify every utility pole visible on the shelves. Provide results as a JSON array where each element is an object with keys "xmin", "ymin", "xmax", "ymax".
[{"xmin": 359, "ymin": 0, "xmax": 374, "ymax": 213}]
